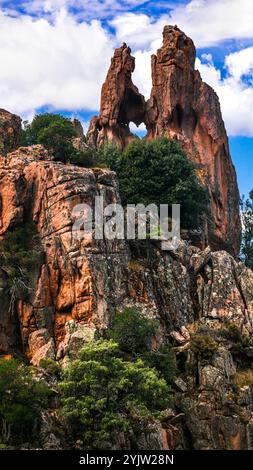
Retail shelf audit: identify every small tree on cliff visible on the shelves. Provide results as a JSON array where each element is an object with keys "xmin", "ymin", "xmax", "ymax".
[
  {"xmin": 0, "ymin": 222, "xmax": 41, "ymax": 306},
  {"xmin": 241, "ymin": 190, "xmax": 253, "ymax": 270},
  {"xmin": 23, "ymin": 113, "xmax": 77, "ymax": 163},
  {"xmin": 23, "ymin": 113, "xmax": 95, "ymax": 166},
  {"xmin": 99, "ymin": 138, "xmax": 209, "ymax": 230},
  {"xmin": 0, "ymin": 358, "xmax": 49, "ymax": 446},
  {"xmin": 59, "ymin": 339, "xmax": 170, "ymax": 449}
]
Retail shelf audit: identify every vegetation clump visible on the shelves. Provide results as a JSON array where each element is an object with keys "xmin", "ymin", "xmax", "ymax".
[
  {"xmin": 0, "ymin": 222, "xmax": 42, "ymax": 309},
  {"xmin": 59, "ymin": 339, "xmax": 171, "ymax": 449},
  {"xmin": 22, "ymin": 113, "xmax": 95, "ymax": 166},
  {"xmin": 0, "ymin": 358, "xmax": 49, "ymax": 446},
  {"xmin": 98, "ymin": 138, "xmax": 209, "ymax": 230},
  {"xmin": 108, "ymin": 307, "xmax": 157, "ymax": 355},
  {"xmin": 191, "ymin": 334, "xmax": 218, "ymax": 361}
]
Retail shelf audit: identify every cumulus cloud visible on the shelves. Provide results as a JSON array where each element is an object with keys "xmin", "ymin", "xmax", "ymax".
[
  {"xmin": 3, "ymin": 0, "xmax": 151, "ymax": 20},
  {"xmin": 225, "ymin": 47, "xmax": 253, "ymax": 81},
  {"xmin": 111, "ymin": 0, "xmax": 253, "ymax": 49},
  {"xmin": 196, "ymin": 53, "xmax": 253, "ymax": 136},
  {"xmin": 0, "ymin": 9, "xmax": 114, "ymax": 117}
]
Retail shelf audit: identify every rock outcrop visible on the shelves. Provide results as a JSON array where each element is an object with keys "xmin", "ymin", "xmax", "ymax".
[
  {"xmin": 86, "ymin": 43, "xmax": 146, "ymax": 149},
  {"xmin": 0, "ymin": 145, "xmax": 128, "ymax": 363},
  {"xmin": 88, "ymin": 26, "xmax": 241, "ymax": 256},
  {"xmin": 72, "ymin": 118, "xmax": 88, "ymax": 152},
  {"xmin": 0, "ymin": 144, "xmax": 252, "ymax": 449},
  {"xmin": 146, "ymin": 25, "xmax": 241, "ymax": 256},
  {"xmin": 0, "ymin": 109, "xmax": 22, "ymax": 155}
]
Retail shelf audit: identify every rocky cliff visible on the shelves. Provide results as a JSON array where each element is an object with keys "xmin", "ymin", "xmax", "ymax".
[
  {"xmin": 0, "ymin": 24, "xmax": 251, "ymax": 449},
  {"xmin": 88, "ymin": 25, "xmax": 241, "ymax": 257},
  {"xmin": 86, "ymin": 43, "xmax": 146, "ymax": 149},
  {"xmin": 0, "ymin": 137, "xmax": 252, "ymax": 449},
  {"xmin": 146, "ymin": 25, "xmax": 241, "ymax": 256},
  {"xmin": 0, "ymin": 109, "xmax": 22, "ymax": 155}
]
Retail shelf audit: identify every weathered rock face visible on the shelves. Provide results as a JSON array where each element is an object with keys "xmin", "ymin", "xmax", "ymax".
[
  {"xmin": 86, "ymin": 43, "xmax": 146, "ymax": 149},
  {"xmin": 0, "ymin": 109, "xmax": 22, "ymax": 155},
  {"xmin": 87, "ymin": 26, "xmax": 241, "ymax": 256},
  {"xmin": 146, "ymin": 25, "xmax": 241, "ymax": 256},
  {"xmin": 72, "ymin": 119, "xmax": 88, "ymax": 152},
  {"xmin": 0, "ymin": 145, "xmax": 252, "ymax": 449},
  {"xmin": 0, "ymin": 145, "xmax": 129, "ymax": 364}
]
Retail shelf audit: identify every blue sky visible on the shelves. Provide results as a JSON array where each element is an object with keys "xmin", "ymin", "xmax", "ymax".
[{"xmin": 0, "ymin": 0, "xmax": 252, "ymax": 196}]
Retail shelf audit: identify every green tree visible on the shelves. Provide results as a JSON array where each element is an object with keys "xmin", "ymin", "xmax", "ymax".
[
  {"xmin": 0, "ymin": 222, "xmax": 42, "ymax": 309},
  {"xmin": 191, "ymin": 334, "xmax": 218, "ymax": 361},
  {"xmin": 59, "ymin": 340, "xmax": 170, "ymax": 449},
  {"xmin": 23, "ymin": 113, "xmax": 77, "ymax": 163},
  {"xmin": 99, "ymin": 138, "xmax": 209, "ymax": 230},
  {"xmin": 108, "ymin": 307, "xmax": 157, "ymax": 355},
  {"xmin": 142, "ymin": 344, "xmax": 178, "ymax": 385},
  {"xmin": 22, "ymin": 113, "xmax": 96, "ymax": 166},
  {"xmin": 37, "ymin": 120, "xmax": 77, "ymax": 163},
  {"xmin": 0, "ymin": 358, "xmax": 49, "ymax": 445},
  {"xmin": 241, "ymin": 190, "xmax": 253, "ymax": 270}
]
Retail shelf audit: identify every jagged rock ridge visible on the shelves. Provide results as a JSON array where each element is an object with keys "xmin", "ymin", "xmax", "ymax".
[
  {"xmin": 86, "ymin": 43, "xmax": 146, "ymax": 149},
  {"xmin": 0, "ymin": 143, "xmax": 252, "ymax": 449},
  {"xmin": 88, "ymin": 25, "xmax": 241, "ymax": 257},
  {"xmin": 0, "ymin": 27, "xmax": 252, "ymax": 449}
]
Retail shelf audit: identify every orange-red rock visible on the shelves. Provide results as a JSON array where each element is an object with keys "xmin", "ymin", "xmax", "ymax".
[
  {"xmin": 0, "ymin": 145, "xmax": 252, "ymax": 367},
  {"xmin": 146, "ymin": 25, "xmax": 241, "ymax": 256},
  {"xmin": 87, "ymin": 43, "xmax": 146, "ymax": 149},
  {"xmin": 0, "ymin": 108, "xmax": 22, "ymax": 154},
  {"xmin": 88, "ymin": 25, "xmax": 241, "ymax": 256}
]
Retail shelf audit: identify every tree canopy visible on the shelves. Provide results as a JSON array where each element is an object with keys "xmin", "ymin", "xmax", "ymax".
[
  {"xmin": 241, "ymin": 189, "xmax": 253, "ymax": 270},
  {"xmin": 99, "ymin": 138, "xmax": 209, "ymax": 230}
]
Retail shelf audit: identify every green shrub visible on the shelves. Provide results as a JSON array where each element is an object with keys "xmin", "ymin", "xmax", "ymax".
[
  {"xmin": 108, "ymin": 307, "xmax": 158, "ymax": 355},
  {"xmin": 23, "ymin": 113, "xmax": 96, "ymax": 166},
  {"xmin": 222, "ymin": 323, "xmax": 242, "ymax": 343},
  {"xmin": 240, "ymin": 190, "xmax": 253, "ymax": 270},
  {"xmin": 0, "ymin": 358, "xmax": 49, "ymax": 445},
  {"xmin": 97, "ymin": 143, "xmax": 121, "ymax": 169},
  {"xmin": 142, "ymin": 344, "xmax": 178, "ymax": 385},
  {"xmin": 99, "ymin": 138, "xmax": 209, "ymax": 230},
  {"xmin": 39, "ymin": 358, "xmax": 61, "ymax": 378},
  {"xmin": 59, "ymin": 339, "xmax": 170, "ymax": 449},
  {"xmin": 191, "ymin": 334, "xmax": 218, "ymax": 361},
  {"xmin": 0, "ymin": 222, "xmax": 42, "ymax": 307}
]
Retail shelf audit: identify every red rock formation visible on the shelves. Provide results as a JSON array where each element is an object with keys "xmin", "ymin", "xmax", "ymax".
[
  {"xmin": 0, "ymin": 145, "xmax": 129, "ymax": 363},
  {"xmin": 146, "ymin": 25, "xmax": 241, "ymax": 256},
  {"xmin": 86, "ymin": 43, "xmax": 146, "ymax": 149},
  {"xmin": 0, "ymin": 146, "xmax": 252, "ymax": 366},
  {"xmin": 0, "ymin": 108, "xmax": 22, "ymax": 154}
]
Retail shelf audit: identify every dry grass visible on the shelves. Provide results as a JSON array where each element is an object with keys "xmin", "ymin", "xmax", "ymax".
[
  {"xmin": 234, "ymin": 369, "xmax": 253, "ymax": 387},
  {"xmin": 128, "ymin": 261, "xmax": 145, "ymax": 272}
]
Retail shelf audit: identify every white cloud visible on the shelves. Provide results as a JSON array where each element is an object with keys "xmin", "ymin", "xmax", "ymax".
[
  {"xmin": 225, "ymin": 47, "xmax": 253, "ymax": 81},
  {"xmin": 132, "ymin": 49, "xmax": 153, "ymax": 99},
  {"xmin": 196, "ymin": 55, "xmax": 253, "ymax": 136},
  {"xmin": 111, "ymin": 0, "xmax": 253, "ymax": 49},
  {"xmin": 13, "ymin": 0, "xmax": 149, "ymax": 20},
  {"xmin": 129, "ymin": 121, "xmax": 147, "ymax": 135},
  {"xmin": 0, "ymin": 9, "xmax": 114, "ymax": 117}
]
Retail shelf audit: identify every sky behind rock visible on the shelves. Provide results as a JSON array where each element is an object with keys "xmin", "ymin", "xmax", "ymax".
[{"xmin": 0, "ymin": 0, "xmax": 252, "ymax": 195}]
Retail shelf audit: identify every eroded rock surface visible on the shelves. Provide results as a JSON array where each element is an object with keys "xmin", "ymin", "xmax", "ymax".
[
  {"xmin": 0, "ymin": 108, "xmax": 22, "ymax": 155},
  {"xmin": 146, "ymin": 25, "xmax": 241, "ymax": 256},
  {"xmin": 86, "ymin": 43, "xmax": 146, "ymax": 149},
  {"xmin": 0, "ymin": 144, "xmax": 252, "ymax": 449},
  {"xmin": 88, "ymin": 25, "xmax": 241, "ymax": 256}
]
